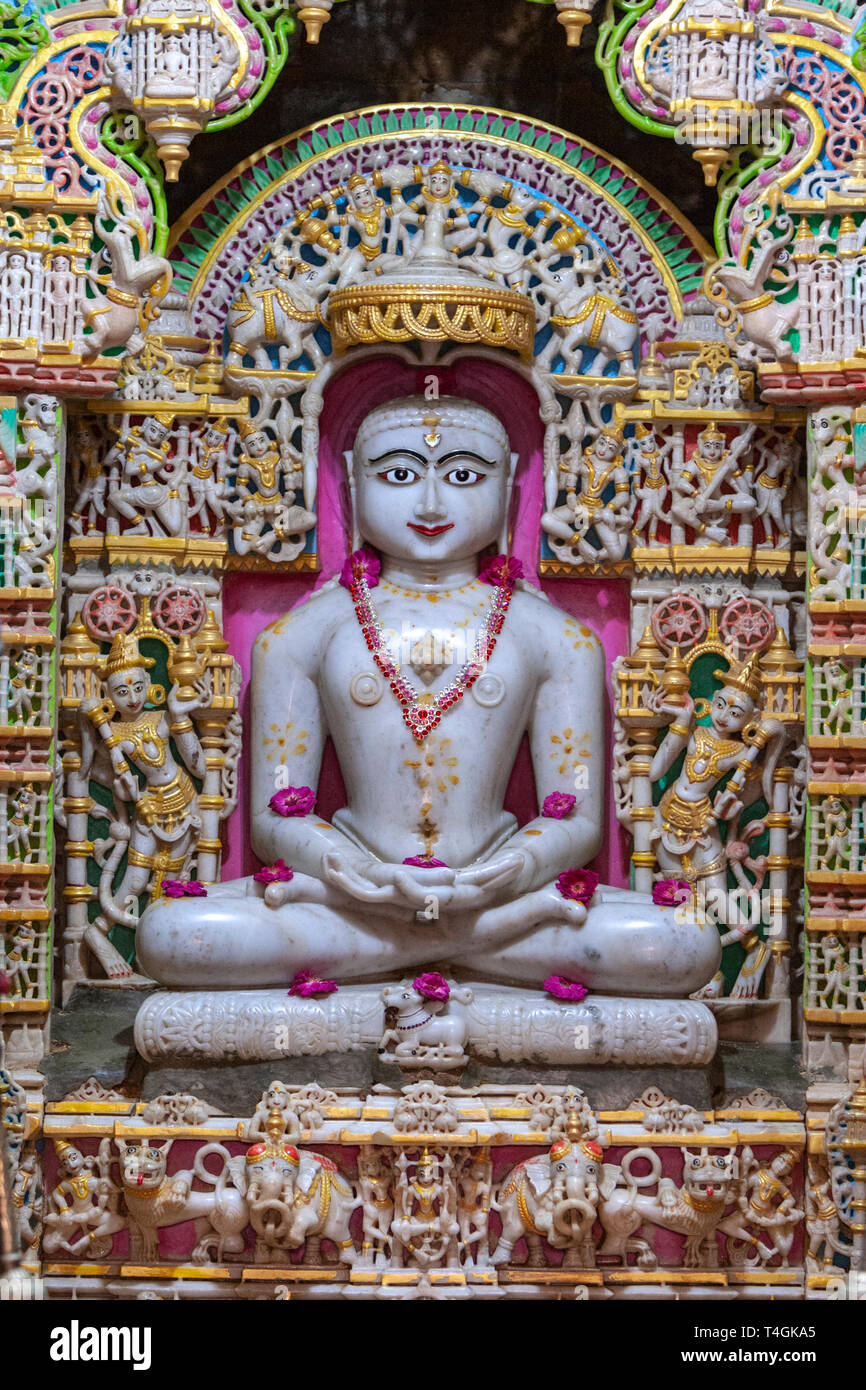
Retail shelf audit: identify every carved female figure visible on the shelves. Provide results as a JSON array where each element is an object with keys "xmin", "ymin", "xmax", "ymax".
[{"xmin": 80, "ymin": 632, "xmax": 208, "ymax": 978}]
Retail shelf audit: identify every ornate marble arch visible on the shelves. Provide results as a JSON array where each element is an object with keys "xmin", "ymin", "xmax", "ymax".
[
  {"xmin": 169, "ymin": 103, "xmax": 712, "ymax": 345},
  {"xmin": 154, "ymin": 104, "xmax": 715, "ymax": 570}
]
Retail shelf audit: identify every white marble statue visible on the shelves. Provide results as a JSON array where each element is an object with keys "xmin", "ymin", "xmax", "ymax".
[{"xmin": 137, "ymin": 396, "xmax": 719, "ymax": 1008}]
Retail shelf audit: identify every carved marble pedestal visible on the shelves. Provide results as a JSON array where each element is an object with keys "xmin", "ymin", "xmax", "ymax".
[{"xmin": 134, "ymin": 984, "xmax": 717, "ymax": 1067}]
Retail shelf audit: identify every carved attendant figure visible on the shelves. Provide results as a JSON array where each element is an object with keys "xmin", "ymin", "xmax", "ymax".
[{"xmin": 80, "ymin": 632, "xmax": 208, "ymax": 978}]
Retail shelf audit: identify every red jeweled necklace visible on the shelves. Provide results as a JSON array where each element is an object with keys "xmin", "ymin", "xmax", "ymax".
[{"xmin": 342, "ymin": 550, "xmax": 518, "ymax": 745}]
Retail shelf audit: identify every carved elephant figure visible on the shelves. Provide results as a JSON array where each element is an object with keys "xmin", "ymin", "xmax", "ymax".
[
  {"xmin": 490, "ymin": 1135, "xmax": 603, "ymax": 1268},
  {"xmin": 241, "ymin": 1142, "xmax": 300, "ymax": 1261},
  {"xmin": 116, "ymin": 1139, "xmax": 249, "ymax": 1264},
  {"xmin": 282, "ymin": 1151, "xmax": 360, "ymax": 1266},
  {"xmin": 225, "ymin": 263, "xmax": 329, "ymax": 370}
]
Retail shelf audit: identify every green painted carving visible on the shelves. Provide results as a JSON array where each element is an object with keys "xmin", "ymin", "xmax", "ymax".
[
  {"xmin": 0, "ymin": 0, "xmax": 50, "ymax": 99},
  {"xmin": 208, "ymin": 0, "xmax": 297, "ymax": 133},
  {"xmin": 595, "ymin": 0, "xmax": 673, "ymax": 139},
  {"xmin": 100, "ymin": 111, "xmax": 169, "ymax": 256}
]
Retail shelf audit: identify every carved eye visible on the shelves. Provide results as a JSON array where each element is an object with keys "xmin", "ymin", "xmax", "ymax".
[
  {"xmin": 715, "ymin": 1157, "xmax": 727, "ymax": 1168},
  {"xmin": 379, "ymin": 467, "xmax": 419, "ymax": 485},
  {"xmin": 692, "ymin": 1157, "xmax": 701, "ymax": 1167},
  {"xmin": 586, "ymin": 1164, "xmax": 597, "ymax": 1176},
  {"xmin": 445, "ymin": 468, "xmax": 484, "ymax": 487}
]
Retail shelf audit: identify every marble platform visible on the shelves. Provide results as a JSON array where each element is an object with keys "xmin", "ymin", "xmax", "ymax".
[{"xmin": 133, "ymin": 983, "xmax": 717, "ymax": 1067}]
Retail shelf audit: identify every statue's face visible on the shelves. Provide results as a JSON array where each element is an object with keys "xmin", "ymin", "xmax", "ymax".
[
  {"xmin": 710, "ymin": 685, "xmax": 754, "ymax": 734},
  {"xmin": 62, "ymin": 1147, "xmax": 84, "ymax": 1174},
  {"xmin": 143, "ymin": 419, "xmax": 169, "ymax": 447},
  {"xmin": 108, "ymin": 666, "xmax": 148, "ymax": 717},
  {"xmin": 245, "ymin": 429, "xmax": 271, "ymax": 458},
  {"xmin": 429, "ymin": 171, "xmax": 450, "ymax": 197},
  {"xmin": 351, "ymin": 183, "xmax": 376, "ymax": 211},
  {"xmin": 699, "ymin": 437, "xmax": 724, "ymax": 463},
  {"xmin": 594, "ymin": 433, "xmax": 621, "ymax": 463},
  {"xmin": 352, "ymin": 410, "xmax": 512, "ymax": 566},
  {"xmin": 54, "ymin": 256, "xmax": 69, "ymax": 271},
  {"xmin": 9, "ymin": 255, "xmax": 24, "ymax": 270}
]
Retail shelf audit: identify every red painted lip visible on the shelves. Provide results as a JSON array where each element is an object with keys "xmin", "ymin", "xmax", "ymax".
[{"xmin": 407, "ymin": 523, "xmax": 454, "ymax": 536}]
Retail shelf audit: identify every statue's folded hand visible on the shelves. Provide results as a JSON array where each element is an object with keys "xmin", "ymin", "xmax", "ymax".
[
  {"xmin": 321, "ymin": 851, "xmax": 454, "ymax": 911},
  {"xmin": 448, "ymin": 852, "xmax": 526, "ymax": 910}
]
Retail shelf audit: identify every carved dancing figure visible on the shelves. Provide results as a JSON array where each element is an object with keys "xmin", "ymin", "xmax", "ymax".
[
  {"xmin": 69, "ymin": 422, "xmax": 108, "ymax": 534},
  {"xmin": 819, "ymin": 796, "xmax": 851, "ymax": 870},
  {"xmin": 820, "ymin": 660, "xmax": 853, "ymax": 737},
  {"xmin": 629, "ymin": 424, "xmax": 670, "ymax": 547},
  {"xmin": 7, "ymin": 648, "xmax": 39, "ymax": 723},
  {"xmin": 816, "ymin": 935, "xmax": 849, "ymax": 1011},
  {"xmin": 650, "ymin": 653, "xmax": 784, "ymax": 995},
  {"xmin": 358, "ymin": 1147, "xmax": 394, "ymax": 1269},
  {"xmin": 733, "ymin": 1148, "xmax": 803, "ymax": 1267},
  {"xmin": 42, "ymin": 254, "xmax": 81, "ymax": 343},
  {"xmin": 532, "ymin": 229, "xmax": 638, "ymax": 376},
  {"xmin": 542, "ymin": 422, "xmax": 632, "ymax": 562},
  {"xmin": 0, "ymin": 252, "xmax": 32, "ymax": 339},
  {"xmin": 80, "ymin": 200, "xmax": 171, "ymax": 357},
  {"xmin": 106, "ymin": 414, "xmax": 183, "ymax": 538},
  {"xmin": 393, "ymin": 160, "xmax": 483, "ymax": 267},
  {"xmin": 393, "ymin": 1148, "xmax": 458, "ymax": 1270},
  {"xmin": 753, "ymin": 435, "xmax": 796, "ymax": 549}
]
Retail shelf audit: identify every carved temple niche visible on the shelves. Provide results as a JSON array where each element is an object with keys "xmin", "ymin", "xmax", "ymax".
[
  {"xmin": 57, "ymin": 106, "xmax": 729, "ymax": 992},
  {"xmin": 10, "ymin": 0, "xmax": 860, "ymax": 1303}
]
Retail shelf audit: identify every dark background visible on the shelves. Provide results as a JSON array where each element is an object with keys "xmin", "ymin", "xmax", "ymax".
[{"xmin": 165, "ymin": 0, "xmax": 717, "ymax": 244}]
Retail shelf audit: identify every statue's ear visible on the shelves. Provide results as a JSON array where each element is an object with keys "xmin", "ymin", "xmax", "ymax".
[
  {"xmin": 344, "ymin": 451, "xmax": 360, "ymax": 549},
  {"xmin": 497, "ymin": 453, "xmax": 519, "ymax": 552}
]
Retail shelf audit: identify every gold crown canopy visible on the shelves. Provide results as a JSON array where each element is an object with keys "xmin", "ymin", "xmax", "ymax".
[
  {"xmin": 698, "ymin": 421, "xmax": 725, "ymax": 443},
  {"xmin": 714, "ymin": 651, "xmax": 763, "ymax": 703},
  {"xmin": 102, "ymin": 632, "xmax": 155, "ymax": 679}
]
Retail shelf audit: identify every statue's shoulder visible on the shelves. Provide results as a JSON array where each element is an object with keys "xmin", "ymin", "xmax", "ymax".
[
  {"xmin": 511, "ymin": 585, "xmax": 603, "ymax": 654},
  {"xmin": 255, "ymin": 582, "xmax": 349, "ymax": 655}
]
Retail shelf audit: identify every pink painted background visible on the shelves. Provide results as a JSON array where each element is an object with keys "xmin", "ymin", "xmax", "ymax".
[{"xmin": 222, "ymin": 356, "xmax": 630, "ymax": 886}]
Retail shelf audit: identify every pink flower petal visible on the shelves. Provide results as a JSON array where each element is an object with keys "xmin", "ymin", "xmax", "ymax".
[
  {"xmin": 269, "ymin": 786, "xmax": 315, "ymax": 817},
  {"xmin": 556, "ymin": 868, "xmax": 599, "ymax": 905},
  {"xmin": 413, "ymin": 971, "xmax": 450, "ymax": 1001},
  {"xmin": 542, "ymin": 792, "xmax": 576, "ymax": 820}
]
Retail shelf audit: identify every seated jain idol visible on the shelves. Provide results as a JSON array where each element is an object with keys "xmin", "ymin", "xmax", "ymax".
[{"xmin": 136, "ymin": 395, "xmax": 721, "ymax": 1065}]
